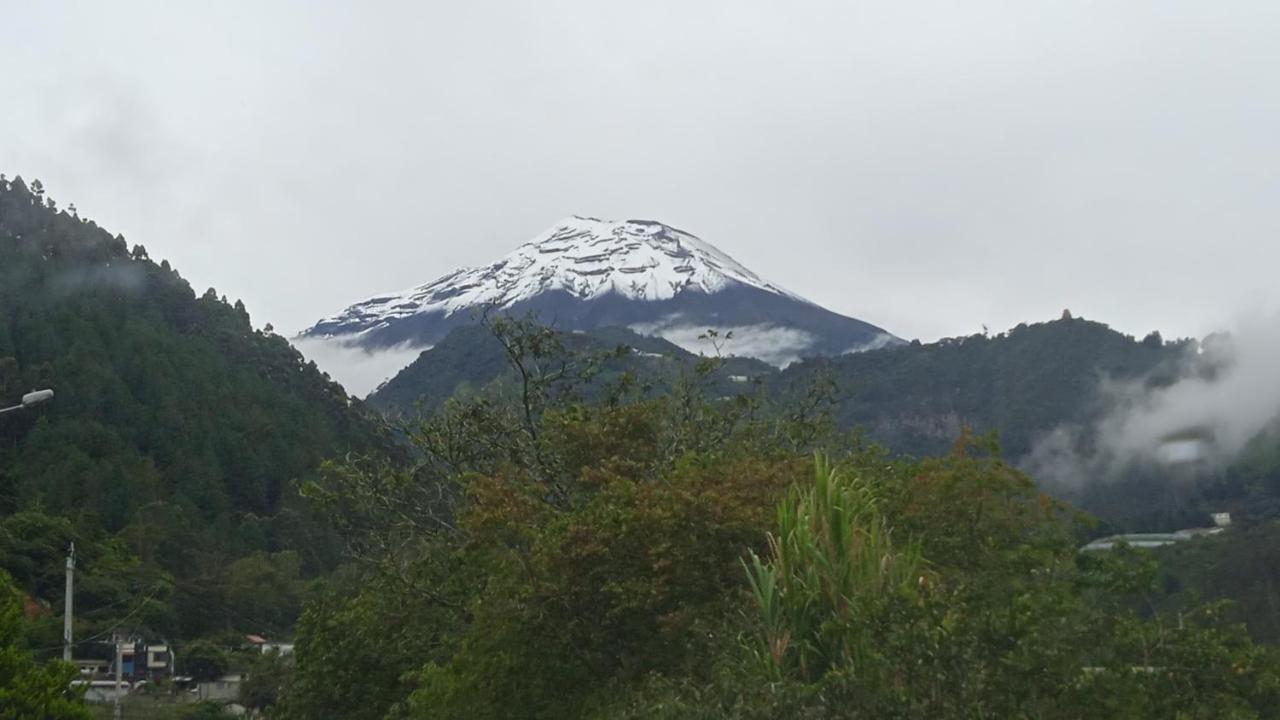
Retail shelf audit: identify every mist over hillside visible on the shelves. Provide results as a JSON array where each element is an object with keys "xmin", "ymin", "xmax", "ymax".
[
  {"xmin": 8, "ymin": 2, "xmax": 1280, "ymax": 716},
  {"xmin": 0, "ymin": 175, "xmax": 392, "ymax": 645}
]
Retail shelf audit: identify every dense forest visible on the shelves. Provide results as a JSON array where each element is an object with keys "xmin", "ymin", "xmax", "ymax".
[
  {"xmin": 371, "ymin": 314, "xmax": 1265, "ymax": 527},
  {"xmin": 278, "ymin": 318, "xmax": 1280, "ymax": 719},
  {"xmin": 779, "ymin": 317, "xmax": 1187, "ymax": 460},
  {"xmin": 4, "ymin": 177, "xmax": 1280, "ymax": 719},
  {"xmin": 374, "ymin": 313, "xmax": 1190, "ymax": 463},
  {"xmin": 0, "ymin": 175, "xmax": 391, "ymax": 660},
  {"xmin": 368, "ymin": 323, "xmax": 775, "ymax": 417}
]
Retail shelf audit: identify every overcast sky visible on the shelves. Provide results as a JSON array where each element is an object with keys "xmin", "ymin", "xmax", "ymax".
[{"xmin": 4, "ymin": 1, "xmax": 1279, "ymax": 346}]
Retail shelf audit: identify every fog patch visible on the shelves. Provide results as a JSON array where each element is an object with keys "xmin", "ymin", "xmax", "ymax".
[
  {"xmin": 1024, "ymin": 313, "xmax": 1280, "ymax": 492},
  {"xmin": 48, "ymin": 262, "xmax": 147, "ymax": 297},
  {"xmin": 291, "ymin": 336, "xmax": 426, "ymax": 398},
  {"xmin": 630, "ymin": 318, "xmax": 815, "ymax": 366},
  {"xmin": 844, "ymin": 332, "xmax": 900, "ymax": 355}
]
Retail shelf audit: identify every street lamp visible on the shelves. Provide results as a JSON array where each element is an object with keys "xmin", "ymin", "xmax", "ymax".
[{"xmin": 0, "ymin": 388, "xmax": 54, "ymax": 415}]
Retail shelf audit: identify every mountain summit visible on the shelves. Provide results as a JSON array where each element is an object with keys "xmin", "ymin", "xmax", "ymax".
[{"xmin": 302, "ymin": 216, "xmax": 898, "ymax": 366}]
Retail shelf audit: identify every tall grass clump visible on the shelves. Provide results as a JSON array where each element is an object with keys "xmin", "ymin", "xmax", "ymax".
[{"xmin": 743, "ymin": 454, "xmax": 927, "ymax": 685}]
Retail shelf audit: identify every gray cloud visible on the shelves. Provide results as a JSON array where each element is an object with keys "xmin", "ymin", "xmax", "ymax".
[
  {"xmin": 629, "ymin": 320, "xmax": 817, "ymax": 367},
  {"xmin": 1024, "ymin": 313, "xmax": 1280, "ymax": 491},
  {"xmin": 4, "ymin": 1, "xmax": 1280, "ymax": 357},
  {"xmin": 291, "ymin": 338, "xmax": 426, "ymax": 398}
]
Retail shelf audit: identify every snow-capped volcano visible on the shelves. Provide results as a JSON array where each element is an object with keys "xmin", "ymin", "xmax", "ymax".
[
  {"xmin": 302, "ymin": 216, "xmax": 898, "ymax": 375},
  {"xmin": 312, "ymin": 216, "xmax": 805, "ymax": 325}
]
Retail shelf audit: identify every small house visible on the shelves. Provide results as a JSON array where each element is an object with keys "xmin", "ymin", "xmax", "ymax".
[
  {"xmin": 197, "ymin": 671, "xmax": 248, "ymax": 702},
  {"xmin": 245, "ymin": 634, "xmax": 295, "ymax": 655}
]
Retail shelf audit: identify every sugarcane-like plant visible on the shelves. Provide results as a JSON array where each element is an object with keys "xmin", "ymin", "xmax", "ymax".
[{"xmin": 744, "ymin": 454, "xmax": 927, "ymax": 684}]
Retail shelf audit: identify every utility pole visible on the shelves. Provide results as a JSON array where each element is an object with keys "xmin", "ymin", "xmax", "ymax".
[
  {"xmin": 63, "ymin": 542, "xmax": 74, "ymax": 662},
  {"xmin": 113, "ymin": 632, "xmax": 124, "ymax": 720}
]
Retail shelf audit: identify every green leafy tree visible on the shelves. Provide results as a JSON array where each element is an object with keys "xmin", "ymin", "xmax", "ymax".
[
  {"xmin": 281, "ymin": 315, "xmax": 1280, "ymax": 719},
  {"xmin": 0, "ymin": 177, "xmax": 391, "ymax": 642},
  {"xmin": 239, "ymin": 648, "xmax": 293, "ymax": 715},
  {"xmin": 224, "ymin": 551, "xmax": 306, "ymax": 635},
  {"xmin": 183, "ymin": 639, "xmax": 230, "ymax": 683},
  {"xmin": 279, "ymin": 571, "xmax": 449, "ymax": 720},
  {"xmin": 0, "ymin": 571, "xmax": 89, "ymax": 720}
]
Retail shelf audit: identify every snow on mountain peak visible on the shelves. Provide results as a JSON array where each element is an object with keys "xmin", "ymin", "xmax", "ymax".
[{"xmin": 318, "ymin": 216, "xmax": 808, "ymax": 329}]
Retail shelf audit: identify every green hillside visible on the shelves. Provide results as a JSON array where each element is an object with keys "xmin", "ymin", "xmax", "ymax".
[
  {"xmin": 374, "ymin": 315, "xmax": 1192, "ymax": 466},
  {"xmin": 370, "ymin": 314, "xmax": 1280, "ymax": 530},
  {"xmin": 7, "ymin": 172, "xmax": 1275, "ymax": 717},
  {"xmin": 0, "ymin": 175, "xmax": 391, "ymax": 645},
  {"xmin": 367, "ymin": 321, "xmax": 775, "ymax": 418},
  {"xmin": 777, "ymin": 317, "xmax": 1188, "ymax": 460},
  {"xmin": 280, "ymin": 318, "xmax": 1280, "ymax": 719}
]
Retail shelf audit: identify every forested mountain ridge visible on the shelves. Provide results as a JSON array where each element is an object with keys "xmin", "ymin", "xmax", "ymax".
[
  {"xmin": 774, "ymin": 318, "xmax": 1280, "ymax": 528},
  {"xmin": 367, "ymin": 322, "xmax": 774, "ymax": 417},
  {"xmin": 778, "ymin": 316, "xmax": 1188, "ymax": 461},
  {"xmin": 0, "ymin": 175, "xmax": 392, "ymax": 644},
  {"xmin": 371, "ymin": 314, "xmax": 1279, "ymax": 528},
  {"xmin": 371, "ymin": 313, "xmax": 1189, "ymax": 466},
  {"xmin": 282, "ymin": 317, "xmax": 1280, "ymax": 719},
  {"xmin": 5, "ymin": 173, "xmax": 1277, "ymax": 719}
]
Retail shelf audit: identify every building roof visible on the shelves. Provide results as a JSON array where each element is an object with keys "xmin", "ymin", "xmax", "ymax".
[{"xmin": 1081, "ymin": 527, "xmax": 1225, "ymax": 552}]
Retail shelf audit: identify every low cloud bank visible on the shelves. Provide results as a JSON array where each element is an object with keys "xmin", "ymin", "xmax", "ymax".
[
  {"xmin": 1024, "ymin": 313, "xmax": 1280, "ymax": 491},
  {"xmin": 845, "ymin": 333, "xmax": 900, "ymax": 355},
  {"xmin": 48, "ymin": 263, "xmax": 147, "ymax": 297},
  {"xmin": 630, "ymin": 319, "xmax": 816, "ymax": 367},
  {"xmin": 291, "ymin": 336, "xmax": 426, "ymax": 398}
]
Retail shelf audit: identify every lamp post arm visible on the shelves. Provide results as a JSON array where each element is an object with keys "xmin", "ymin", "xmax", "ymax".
[{"xmin": 0, "ymin": 389, "xmax": 54, "ymax": 415}]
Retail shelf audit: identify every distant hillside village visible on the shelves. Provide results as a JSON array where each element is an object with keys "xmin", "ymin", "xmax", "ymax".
[{"xmin": 50, "ymin": 631, "xmax": 293, "ymax": 713}]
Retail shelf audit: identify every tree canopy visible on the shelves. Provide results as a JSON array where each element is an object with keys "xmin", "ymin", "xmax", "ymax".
[
  {"xmin": 0, "ymin": 176, "xmax": 392, "ymax": 648},
  {"xmin": 281, "ymin": 320, "xmax": 1280, "ymax": 719}
]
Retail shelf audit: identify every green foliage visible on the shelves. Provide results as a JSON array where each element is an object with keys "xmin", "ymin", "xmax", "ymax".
[
  {"xmin": 367, "ymin": 319, "xmax": 773, "ymax": 419},
  {"xmin": 178, "ymin": 702, "xmax": 239, "ymax": 720},
  {"xmin": 0, "ymin": 571, "xmax": 90, "ymax": 720},
  {"xmin": 0, "ymin": 510, "xmax": 175, "ymax": 646},
  {"xmin": 279, "ymin": 570, "xmax": 450, "ymax": 720},
  {"xmin": 781, "ymin": 317, "xmax": 1186, "ymax": 461},
  {"xmin": 1153, "ymin": 519, "xmax": 1280, "ymax": 643},
  {"xmin": 223, "ymin": 551, "xmax": 307, "ymax": 635},
  {"xmin": 239, "ymin": 648, "xmax": 293, "ymax": 714},
  {"xmin": 285, "ymin": 318, "xmax": 1280, "ymax": 719},
  {"xmin": 674, "ymin": 444, "xmax": 1279, "ymax": 719},
  {"xmin": 8, "ymin": 171, "xmax": 1268, "ymax": 716},
  {"xmin": 405, "ymin": 453, "xmax": 795, "ymax": 719},
  {"xmin": 288, "ymin": 320, "xmax": 823, "ymax": 719},
  {"xmin": 368, "ymin": 314, "xmax": 1272, "ymax": 529},
  {"xmin": 376, "ymin": 315, "xmax": 1188, "ymax": 469},
  {"xmin": 0, "ymin": 176, "xmax": 391, "ymax": 641},
  {"xmin": 182, "ymin": 639, "xmax": 229, "ymax": 682},
  {"xmin": 743, "ymin": 455, "xmax": 926, "ymax": 684}
]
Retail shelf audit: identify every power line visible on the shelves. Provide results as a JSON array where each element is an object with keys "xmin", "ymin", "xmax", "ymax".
[{"xmin": 32, "ymin": 583, "xmax": 167, "ymax": 654}]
